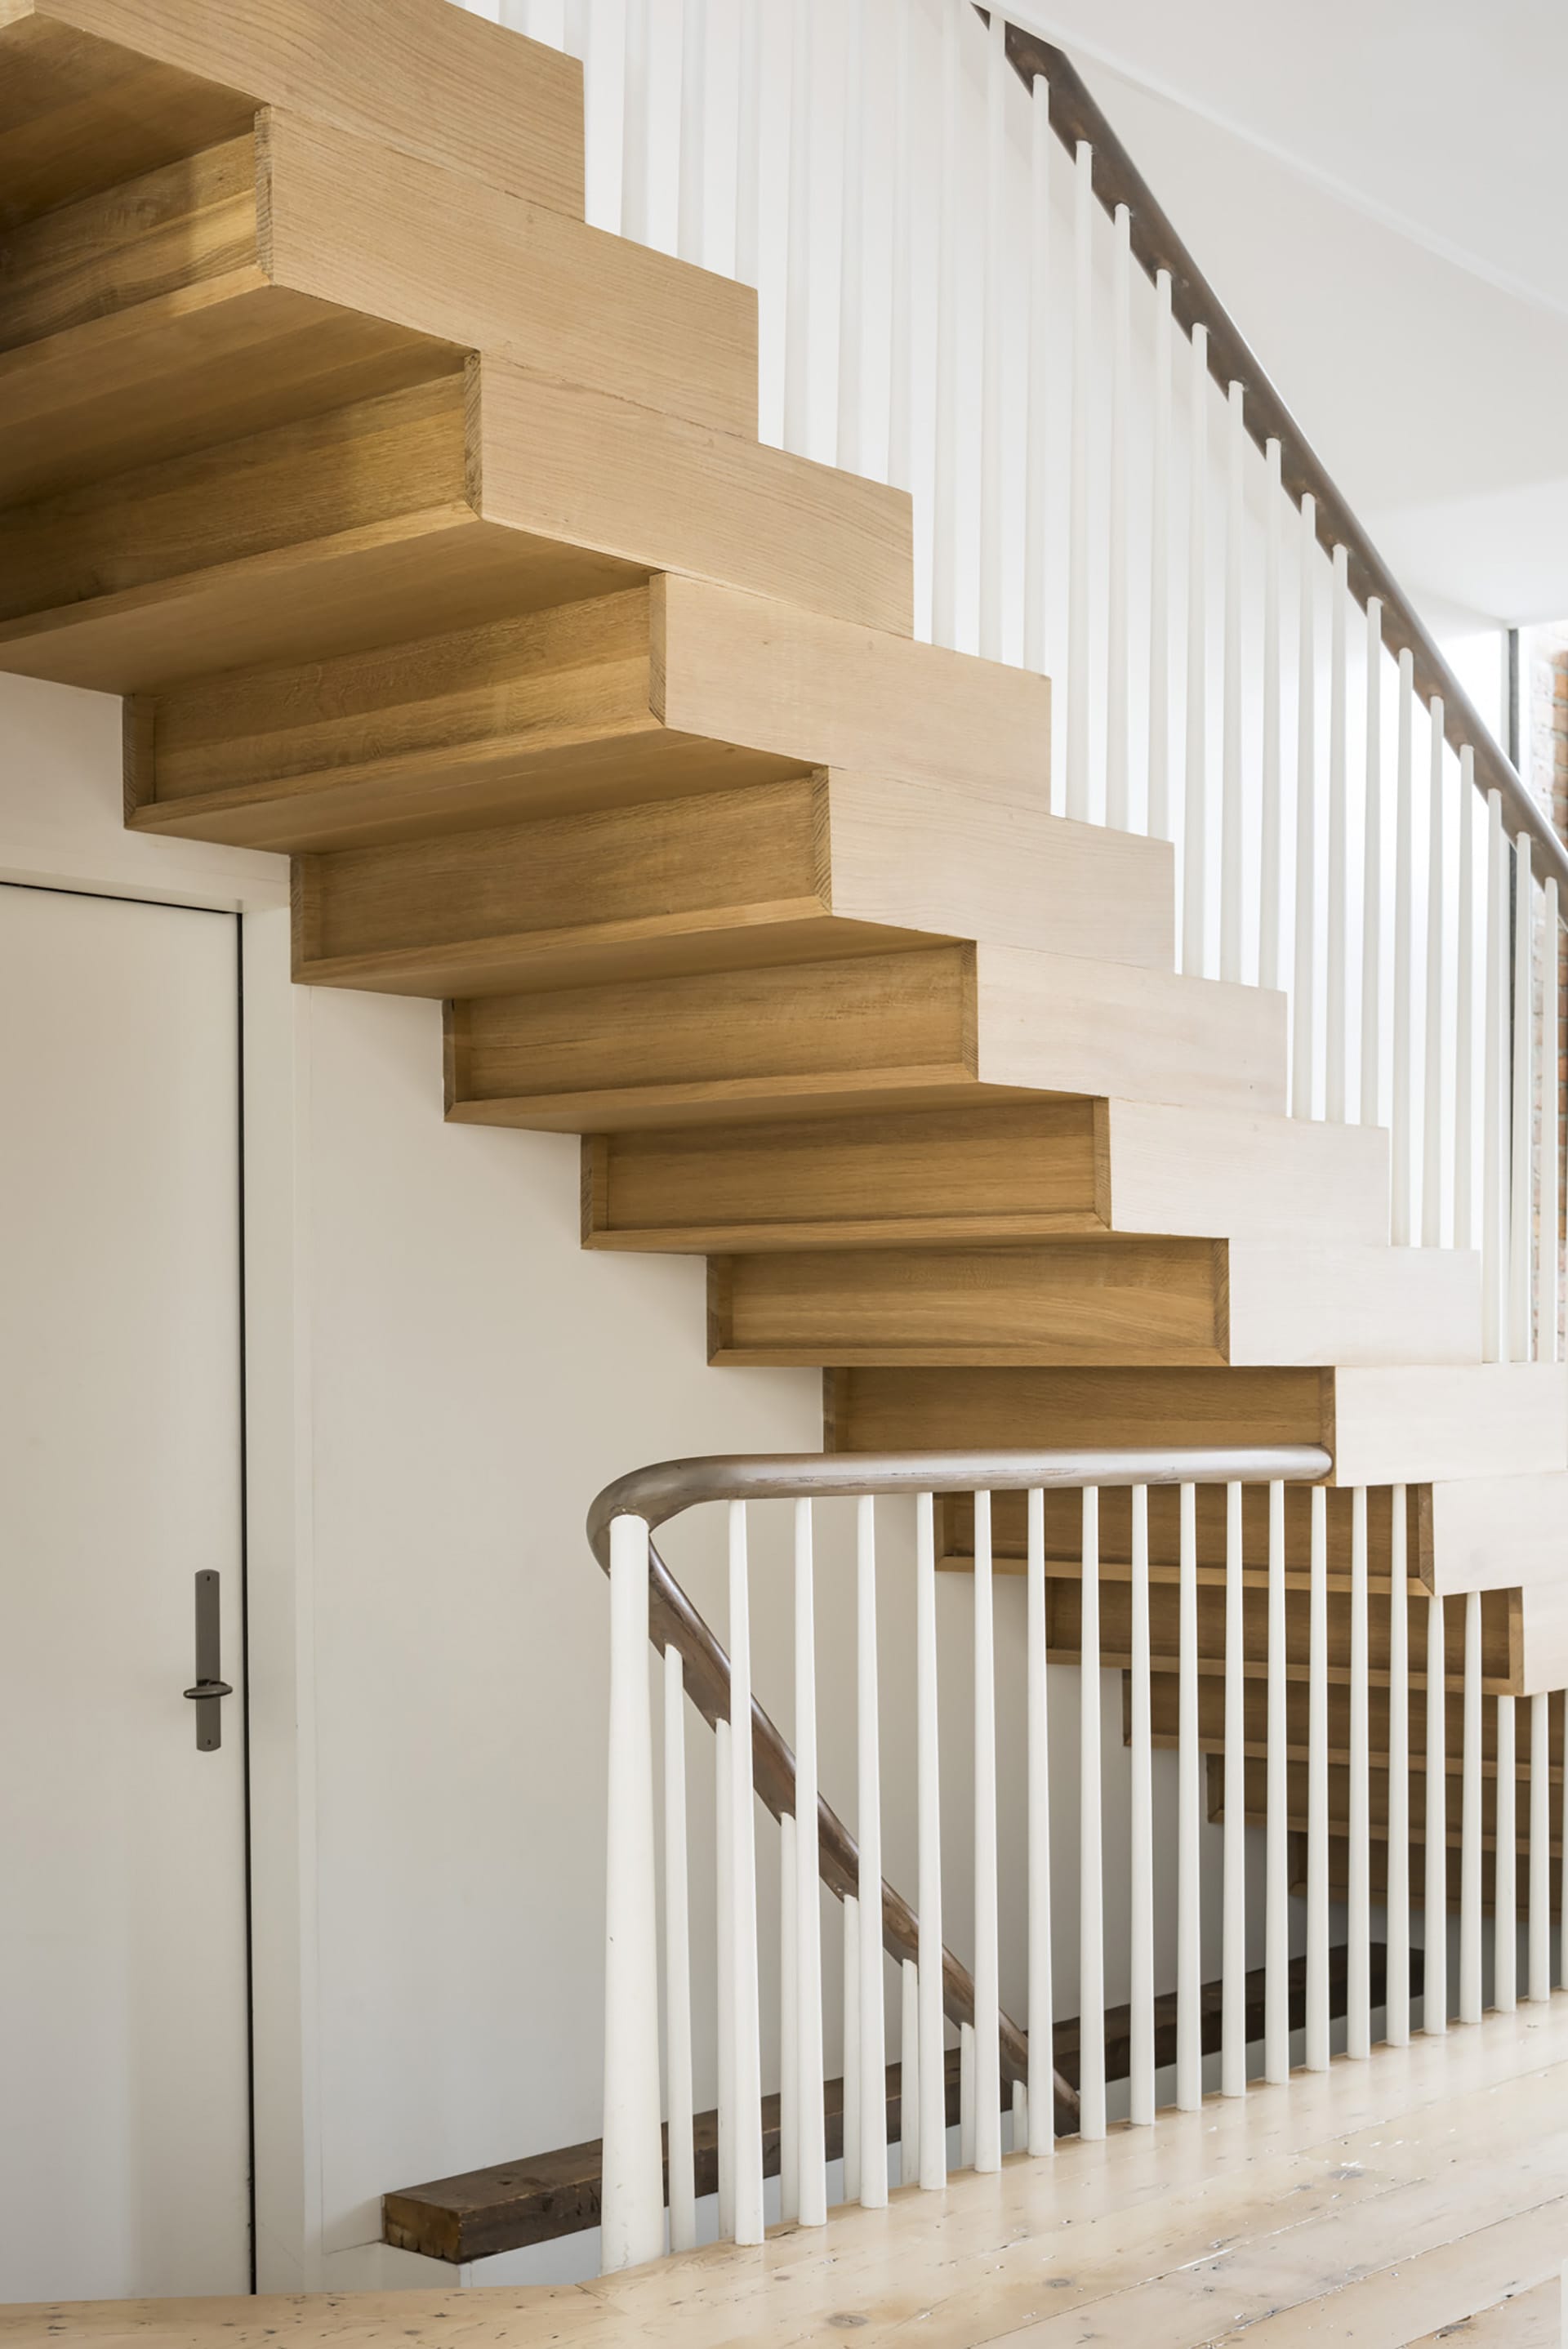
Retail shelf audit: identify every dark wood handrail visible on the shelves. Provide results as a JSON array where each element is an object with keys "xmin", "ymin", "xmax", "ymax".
[{"xmin": 987, "ymin": 11, "xmax": 1568, "ymax": 898}]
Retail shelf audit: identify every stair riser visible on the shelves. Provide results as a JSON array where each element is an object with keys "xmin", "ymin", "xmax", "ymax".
[
  {"xmin": 1220, "ymin": 1754, "xmax": 1557, "ymax": 1851},
  {"xmin": 1141, "ymin": 1661, "xmax": 1548, "ymax": 1757}
]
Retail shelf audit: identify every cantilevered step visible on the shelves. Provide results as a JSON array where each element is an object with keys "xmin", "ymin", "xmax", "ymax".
[
  {"xmin": 710, "ymin": 1238, "xmax": 1480, "ymax": 1369},
  {"xmin": 583, "ymin": 1099, "xmax": 1391, "ymax": 1255},
  {"xmin": 292, "ymin": 770, "xmax": 1171, "ymax": 998},
  {"xmin": 127, "ymin": 577, "xmax": 1032, "ymax": 851},
  {"xmin": 1221, "ymin": 1757, "xmax": 1557, "ymax": 1856},
  {"xmin": 826, "ymin": 1362, "xmax": 1568, "ymax": 1486},
  {"xmin": 445, "ymin": 940, "xmax": 1285, "ymax": 1134},
  {"xmin": 1153, "ymin": 1667, "xmax": 1546, "ymax": 1765},
  {"xmin": 1, "ymin": 0, "xmax": 584, "ymax": 228}
]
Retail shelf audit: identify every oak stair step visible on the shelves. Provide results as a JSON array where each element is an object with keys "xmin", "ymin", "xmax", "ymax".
[
  {"xmin": 708, "ymin": 1237, "xmax": 1481, "ymax": 1369},
  {"xmin": 1221, "ymin": 1754, "xmax": 1559, "ymax": 1858},
  {"xmin": 291, "ymin": 769, "xmax": 1172, "ymax": 999},
  {"xmin": 583, "ymin": 1098, "xmax": 1392, "ymax": 1255},
  {"xmin": 444, "ymin": 940, "xmax": 1285, "ymax": 1135},
  {"xmin": 126, "ymin": 574, "xmax": 1036, "ymax": 852},
  {"xmin": 826, "ymin": 1363, "xmax": 1568, "ymax": 1488},
  {"xmin": 0, "ymin": 0, "xmax": 586, "ymax": 230},
  {"xmin": 939, "ymin": 1480, "xmax": 1408, "ymax": 1573},
  {"xmin": 1311, "ymin": 1833, "xmax": 1553, "ymax": 1911},
  {"xmin": 1149, "ymin": 1668, "xmax": 1557, "ymax": 1767}
]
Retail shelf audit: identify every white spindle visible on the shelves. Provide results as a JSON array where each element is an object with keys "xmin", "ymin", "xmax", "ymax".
[
  {"xmin": 1022, "ymin": 74, "xmax": 1051, "ymax": 673},
  {"xmin": 1424, "ymin": 1593, "xmax": 1448, "ymax": 2033},
  {"xmin": 1027, "ymin": 1488, "xmax": 1055, "ymax": 2150},
  {"xmin": 1347, "ymin": 1487, "xmax": 1370, "ymax": 2057},
  {"xmin": 715, "ymin": 1718, "xmax": 734, "ymax": 2233},
  {"xmin": 1484, "ymin": 791, "xmax": 1510, "ymax": 1359},
  {"xmin": 1292, "ymin": 495, "xmax": 1318, "ymax": 1116},
  {"xmin": 779, "ymin": 1815, "xmax": 798, "ymax": 2225},
  {"xmin": 728, "ymin": 1504, "xmax": 764, "ymax": 2242},
  {"xmin": 1423, "ymin": 700, "xmax": 1446, "ymax": 1246},
  {"xmin": 1540, "ymin": 880, "xmax": 1561, "ymax": 1362},
  {"xmin": 1107, "ymin": 206, "xmax": 1132, "ymax": 829},
  {"xmin": 1259, "ymin": 439, "xmax": 1284, "ymax": 989},
  {"xmin": 836, "ymin": 0, "xmax": 863, "ymax": 476},
  {"xmin": 1306, "ymin": 1483, "xmax": 1330, "ymax": 2070},
  {"xmin": 1512, "ymin": 836, "xmax": 1535, "ymax": 1357},
  {"xmin": 1221, "ymin": 1481, "xmax": 1245, "ymax": 2096},
  {"xmin": 1496, "ymin": 1692, "xmax": 1517, "ymax": 2013},
  {"xmin": 664, "ymin": 1647, "xmax": 696, "ymax": 2252},
  {"xmin": 1147, "ymin": 270, "xmax": 1173, "ymax": 840},
  {"xmin": 732, "ymin": 0, "xmax": 760, "ymax": 288},
  {"xmin": 978, "ymin": 7, "xmax": 1006, "ymax": 660},
  {"xmin": 782, "ymin": 0, "xmax": 813, "ymax": 455},
  {"xmin": 915, "ymin": 1492, "xmax": 945, "ymax": 2188},
  {"xmin": 973, "ymin": 1491, "xmax": 1002, "ymax": 2169},
  {"xmin": 1128, "ymin": 1483, "xmax": 1154, "ymax": 2125},
  {"xmin": 899, "ymin": 1957, "xmax": 919, "ymax": 2187},
  {"xmin": 1264, "ymin": 1478, "xmax": 1290, "ymax": 2083},
  {"xmin": 886, "ymin": 0, "xmax": 912, "ymax": 494},
  {"xmin": 841, "ymin": 1894, "xmax": 860, "ymax": 2204},
  {"xmin": 675, "ymin": 0, "xmax": 706, "ymax": 265},
  {"xmin": 1184, "ymin": 325, "xmax": 1210, "ymax": 972},
  {"xmin": 601, "ymin": 1513, "xmax": 662, "ymax": 2271},
  {"xmin": 1361, "ymin": 600, "xmax": 1384, "ymax": 1125},
  {"xmin": 1326, "ymin": 543, "xmax": 1349, "ymax": 1117},
  {"xmin": 958, "ymin": 2021, "xmax": 975, "ymax": 2171},
  {"xmin": 1459, "ymin": 1589, "xmax": 1482, "ymax": 2026},
  {"xmin": 1220, "ymin": 381, "xmax": 1245, "ymax": 977},
  {"xmin": 1392, "ymin": 650, "xmax": 1416, "ymax": 1240},
  {"xmin": 1067, "ymin": 140, "xmax": 1094, "ymax": 818},
  {"xmin": 1455, "ymin": 757, "xmax": 1478, "ymax": 1250},
  {"xmin": 1079, "ymin": 1488, "xmax": 1106, "ymax": 2139},
  {"xmin": 1386, "ymin": 1488, "xmax": 1410, "ymax": 2045},
  {"xmin": 857, "ymin": 1494, "xmax": 887, "ymax": 2206},
  {"xmin": 619, "ymin": 0, "xmax": 649, "ymax": 244},
  {"xmin": 793, "ymin": 1500, "xmax": 826, "ymax": 2226},
  {"xmin": 931, "ymin": 3, "xmax": 961, "ymax": 649},
  {"xmin": 1177, "ymin": 1481, "xmax": 1201, "ymax": 2108},
  {"xmin": 1530, "ymin": 1689, "xmax": 1551, "ymax": 2001}
]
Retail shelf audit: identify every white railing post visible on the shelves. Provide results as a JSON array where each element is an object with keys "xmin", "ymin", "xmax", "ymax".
[
  {"xmin": 973, "ymin": 1491, "xmax": 1003, "ymax": 2168},
  {"xmin": 1539, "ymin": 880, "xmax": 1561, "ymax": 1364},
  {"xmin": 1424, "ymin": 1593, "xmax": 1448, "ymax": 2034},
  {"xmin": 602, "ymin": 1513, "xmax": 664, "ymax": 2272},
  {"xmin": 836, "ymin": 0, "xmax": 865, "ymax": 478},
  {"xmin": 1326, "ymin": 543, "xmax": 1349, "ymax": 1117},
  {"xmin": 663, "ymin": 1646, "xmax": 696, "ymax": 2252},
  {"xmin": 1392, "ymin": 650, "xmax": 1416, "ymax": 1239},
  {"xmin": 1305, "ymin": 1484, "xmax": 1330, "ymax": 2070},
  {"xmin": 1078, "ymin": 1487, "xmax": 1106, "ymax": 2139},
  {"xmin": 1220, "ymin": 384, "xmax": 1245, "ymax": 982},
  {"xmin": 979, "ymin": 6, "xmax": 1007, "ymax": 662},
  {"xmin": 1460, "ymin": 1589, "xmax": 1483, "ymax": 2026},
  {"xmin": 1512, "ymin": 836, "xmax": 1536, "ymax": 1357},
  {"xmin": 728, "ymin": 1503, "xmax": 764, "ymax": 2241},
  {"xmin": 1259, "ymin": 440, "xmax": 1284, "ymax": 988},
  {"xmin": 1147, "ymin": 270, "xmax": 1173, "ymax": 840},
  {"xmin": 1183, "ymin": 326, "xmax": 1210, "ymax": 973},
  {"xmin": 1067, "ymin": 139, "xmax": 1094, "ymax": 818},
  {"xmin": 1128, "ymin": 1483, "xmax": 1154, "ymax": 2124},
  {"xmin": 793, "ymin": 1500, "xmax": 826, "ymax": 2226},
  {"xmin": 1346, "ymin": 1487, "xmax": 1370, "ymax": 2057},
  {"xmin": 1263, "ymin": 1478, "xmax": 1290, "ymax": 2082},
  {"xmin": 1292, "ymin": 495, "xmax": 1318, "ymax": 1117},
  {"xmin": 842, "ymin": 1893, "xmax": 860, "ymax": 2204},
  {"xmin": 1455, "ymin": 758, "xmax": 1478, "ymax": 1250},
  {"xmin": 1385, "ymin": 1489, "xmax": 1411, "ymax": 2045},
  {"xmin": 1176, "ymin": 1481, "xmax": 1202, "ymax": 2108},
  {"xmin": 715, "ymin": 1718, "xmax": 734, "ymax": 2233},
  {"xmin": 899, "ymin": 1956, "xmax": 920, "ymax": 2186},
  {"xmin": 1107, "ymin": 206, "xmax": 1132, "ymax": 828},
  {"xmin": 1530, "ymin": 1688, "xmax": 1552, "ymax": 2002},
  {"xmin": 857, "ymin": 1494, "xmax": 888, "ymax": 2205},
  {"xmin": 1221, "ymin": 1481, "xmax": 1245, "ymax": 2095},
  {"xmin": 1027, "ymin": 1487, "xmax": 1056, "ymax": 2150},
  {"xmin": 1361, "ymin": 600, "xmax": 1384, "ymax": 1125},
  {"xmin": 1484, "ymin": 791, "xmax": 1511, "ymax": 1360},
  {"xmin": 779, "ymin": 1813, "xmax": 799, "ymax": 2225},
  {"xmin": 1496, "ymin": 1692, "xmax": 1517, "ymax": 2013},
  {"xmin": 1422, "ymin": 700, "xmax": 1446, "ymax": 1246},
  {"xmin": 1022, "ymin": 73, "xmax": 1052, "ymax": 675},
  {"xmin": 915, "ymin": 1492, "xmax": 946, "ymax": 2188}
]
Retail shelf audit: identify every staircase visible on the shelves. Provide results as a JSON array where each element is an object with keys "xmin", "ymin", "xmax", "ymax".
[{"xmin": 3, "ymin": 0, "xmax": 1566, "ymax": 2293}]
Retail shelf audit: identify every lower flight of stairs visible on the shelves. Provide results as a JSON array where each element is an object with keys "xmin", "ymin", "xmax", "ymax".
[{"xmin": 2, "ymin": 0, "xmax": 1566, "ymax": 2007}]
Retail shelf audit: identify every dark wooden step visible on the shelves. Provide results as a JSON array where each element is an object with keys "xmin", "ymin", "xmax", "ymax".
[{"xmin": 381, "ymin": 1941, "xmax": 1418, "ymax": 2264}]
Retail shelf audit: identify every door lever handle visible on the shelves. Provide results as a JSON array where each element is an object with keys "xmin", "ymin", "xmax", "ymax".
[{"xmin": 185, "ymin": 1570, "xmax": 232, "ymax": 1751}]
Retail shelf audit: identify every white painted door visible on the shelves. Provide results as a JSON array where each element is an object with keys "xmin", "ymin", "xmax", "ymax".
[{"xmin": 0, "ymin": 884, "xmax": 251, "ymax": 2303}]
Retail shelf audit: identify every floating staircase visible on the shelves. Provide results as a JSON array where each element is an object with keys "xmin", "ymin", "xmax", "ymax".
[{"xmin": 3, "ymin": 0, "xmax": 1567, "ymax": 2240}]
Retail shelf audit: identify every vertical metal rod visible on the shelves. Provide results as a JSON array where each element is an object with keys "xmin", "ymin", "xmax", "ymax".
[
  {"xmin": 1128, "ymin": 1482, "xmax": 1155, "ymax": 2125},
  {"xmin": 1346, "ymin": 1487, "xmax": 1370, "ymax": 2057},
  {"xmin": 1361, "ymin": 599, "xmax": 1384, "ymax": 1125},
  {"xmin": 1221, "ymin": 1480, "xmax": 1246, "ymax": 2094},
  {"xmin": 1326, "ymin": 543, "xmax": 1349, "ymax": 1117},
  {"xmin": 1183, "ymin": 324, "xmax": 1209, "ymax": 973},
  {"xmin": 1306, "ymin": 1484, "xmax": 1330, "ymax": 2070},
  {"xmin": 1176, "ymin": 1481, "xmax": 1202, "ymax": 2108},
  {"xmin": 1292, "ymin": 496, "xmax": 1318, "ymax": 1117},
  {"xmin": 793, "ymin": 1500, "xmax": 826, "ymax": 2226},
  {"xmin": 1263, "ymin": 1478, "xmax": 1290, "ymax": 2083},
  {"xmin": 1078, "ymin": 1487, "xmax": 1106, "ymax": 2140},
  {"xmin": 973, "ymin": 1491, "xmax": 1001, "ymax": 2170},
  {"xmin": 1067, "ymin": 140, "xmax": 1094, "ymax": 818},
  {"xmin": 1385, "ymin": 1488, "xmax": 1411, "ymax": 2047},
  {"xmin": 1027, "ymin": 1488, "xmax": 1055, "ymax": 2151}
]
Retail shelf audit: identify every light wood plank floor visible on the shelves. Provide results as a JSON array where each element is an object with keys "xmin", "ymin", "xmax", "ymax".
[{"xmin": 11, "ymin": 2003, "xmax": 1568, "ymax": 2349}]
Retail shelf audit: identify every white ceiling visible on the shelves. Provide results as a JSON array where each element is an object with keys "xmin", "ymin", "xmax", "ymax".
[{"xmin": 1004, "ymin": 0, "xmax": 1568, "ymax": 629}]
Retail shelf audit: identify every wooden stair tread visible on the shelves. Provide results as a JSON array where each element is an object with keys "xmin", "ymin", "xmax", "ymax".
[{"xmin": 709, "ymin": 1237, "xmax": 1481, "ymax": 1371}]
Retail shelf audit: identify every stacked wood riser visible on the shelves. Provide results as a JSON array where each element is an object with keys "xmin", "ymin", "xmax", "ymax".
[{"xmin": 2, "ymin": 1, "xmax": 1566, "ymax": 1952}]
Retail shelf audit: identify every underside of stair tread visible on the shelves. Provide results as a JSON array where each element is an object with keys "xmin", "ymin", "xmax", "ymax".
[{"xmin": 708, "ymin": 1236, "xmax": 1481, "ymax": 1370}]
